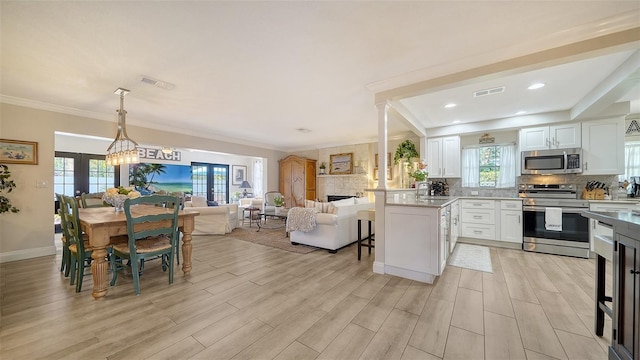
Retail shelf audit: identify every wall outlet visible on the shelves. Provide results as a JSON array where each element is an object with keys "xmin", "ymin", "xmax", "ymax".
[{"xmin": 471, "ymin": 190, "xmax": 479, "ymax": 196}]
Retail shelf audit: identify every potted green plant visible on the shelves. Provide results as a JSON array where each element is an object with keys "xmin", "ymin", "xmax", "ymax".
[
  {"xmin": 273, "ymin": 194, "xmax": 285, "ymax": 214},
  {"xmin": 319, "ymin": 162, "xmax": 327, "ymax": 175},
  {"xmin": 394, "ymin": 140, "xmax": 419, "ymax": 187},
  {"xmin": 0, "ymin": 164, "xmax": 19, "ymax": 214}
]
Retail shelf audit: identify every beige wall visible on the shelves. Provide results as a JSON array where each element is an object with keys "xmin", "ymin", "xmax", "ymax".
[{"xmin": 0, "ymin": 103, "xmax": 286, "ymax": 262}]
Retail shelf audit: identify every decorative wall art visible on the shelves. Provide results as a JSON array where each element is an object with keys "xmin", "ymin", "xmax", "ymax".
[
  {"xmin": 329, "ymin": 153, "xmax": 353, "ymax": 175},
  {"xmin": 0, "ymin": 139, "xmax": 38, "ymax": 165},
  {"xmin": 373, "ymin": 166, "xmax": 393, "ymax": 181},
  {"xmin": 374, "ymin": 153, "xmax": 392, "ymax": 168},
  {"xmin": 232, "ymin": 165, "xmax": 247, "ymax": 185}
]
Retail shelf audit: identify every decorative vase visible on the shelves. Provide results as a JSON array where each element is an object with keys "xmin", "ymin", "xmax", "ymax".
[{"xmin": 103, "ymin": 194, "xmax": 128, "ymax": 212}]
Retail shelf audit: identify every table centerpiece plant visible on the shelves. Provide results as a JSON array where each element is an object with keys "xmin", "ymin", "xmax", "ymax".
[
  {"xmin": 102, "ymin": 186, "xmax": 141, "ymax": 212},
  {"xmin": 273, "ymin": 194, "xmax": 285, "ymax": 214}
]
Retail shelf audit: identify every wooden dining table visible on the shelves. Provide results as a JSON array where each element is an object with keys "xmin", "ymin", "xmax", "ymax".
[{"xmin": 78, "ymin": 206, "xmax": 199, "ymax": 300}]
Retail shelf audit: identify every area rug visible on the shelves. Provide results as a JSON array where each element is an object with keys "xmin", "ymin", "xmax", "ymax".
[
  {"xmin": 448, "ymin": 243, "xmax": 493, "ymax": 273},
  {"xmin": 228, "ymin": 221, "xmax": 318, "ymax": 254}
]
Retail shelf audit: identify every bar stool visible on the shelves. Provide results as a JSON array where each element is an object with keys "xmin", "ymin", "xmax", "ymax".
[
  {"xmin": 593, "ymin": 234, "xmax": 613, "ymax": 336},
  {"xmin": 357, "ymin": 209, "xmax": 375, "ymax": 260}
]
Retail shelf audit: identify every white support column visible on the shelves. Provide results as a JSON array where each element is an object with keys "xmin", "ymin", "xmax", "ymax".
[{"xmin": 372, "ymin": 102, "xmax": 389, "ymax": 275}]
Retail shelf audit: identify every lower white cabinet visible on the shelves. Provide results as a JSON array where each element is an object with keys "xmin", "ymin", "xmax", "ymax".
[
  {"xmin": 450, "ymin": 200, "xmax": 459, "ymax": 253},
  {"xmin": 459, "ymin": 199, "xmax": 523, "ymax": 245},
  {"xmin": 460, "ymin": 199, "xmax": 497, "ymax": 241},
  {"xmin": 384, "ymin": 205, "xmax": 445, "ymax": 283}
]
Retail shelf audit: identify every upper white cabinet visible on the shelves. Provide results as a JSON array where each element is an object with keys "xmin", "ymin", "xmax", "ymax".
[
  {"xmin": 519, "ymin": 123, "xmax": 581, "ymax": 151},
  {"xmin": 427, "ymin": 135, "xmax": 460, "ymax": 178},
  {"xmin": 581, "ymin": 118, "xmax": 625, "ymax": 175}
]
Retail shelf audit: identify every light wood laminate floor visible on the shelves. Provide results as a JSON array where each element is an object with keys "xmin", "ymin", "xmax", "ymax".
[{"xmin": 0, "ymin": 235, "xmax": 612, "ymax": 360}]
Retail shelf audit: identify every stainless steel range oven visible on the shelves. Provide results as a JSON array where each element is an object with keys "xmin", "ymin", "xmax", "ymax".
[{"xmin": 519, "ymin": 183, "xmax": 590, "ymax": 258}]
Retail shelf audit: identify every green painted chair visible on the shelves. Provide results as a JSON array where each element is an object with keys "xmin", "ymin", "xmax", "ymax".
[
  {"xmin": 80, "ymin": 192, "xmax": 108, "ymax": 208},
  {"xmin": 56, "ymin": 193, "xmax": 71, "ymax": 276},
  {"xmin": 110, "ymin": 195, "xmax": 180, "ymax": 295},
  {"xmin": 59, "ymin": 194, "xmax": 94, "ymax": 292}
]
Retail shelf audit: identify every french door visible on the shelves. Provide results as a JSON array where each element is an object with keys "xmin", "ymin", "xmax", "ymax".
[
  {"xmin": 191, "ymin": 163, "xmax": 229, "ymax": 204},
  {"xmin": 54, "ymin": 151, "xmax": 120, "ymax": 200}
]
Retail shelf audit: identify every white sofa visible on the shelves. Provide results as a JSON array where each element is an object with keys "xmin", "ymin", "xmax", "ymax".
[
  {"xmin": 184, "ymin": 196, "xmax": 238, "ymax": 235},
  {"xmin": 290, "ymin": 197, "xmax": 374, "ymax": 253}
]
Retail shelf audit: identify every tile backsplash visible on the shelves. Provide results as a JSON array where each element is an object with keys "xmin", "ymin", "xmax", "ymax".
[{"xmin": 438, "ymin": 174, "xmax": 619, "ymax": 198}]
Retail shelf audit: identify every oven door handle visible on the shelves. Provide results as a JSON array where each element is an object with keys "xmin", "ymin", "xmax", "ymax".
[{"xmin": 523, "ymin": 206, "xmax": 585, "ymax": 214}]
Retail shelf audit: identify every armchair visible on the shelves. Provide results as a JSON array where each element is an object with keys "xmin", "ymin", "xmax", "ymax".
[
  {"xmin": 264, "ymin": 191, "xmax": 283, "ymax": 213},
  {"xmin": 184, "ymin": 196, "xmax": 238, "ymax": 235}
]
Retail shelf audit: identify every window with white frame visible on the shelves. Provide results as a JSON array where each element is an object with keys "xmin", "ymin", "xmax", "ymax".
[
  {"xmin": 462, "ymin": 143, "xmax": 516, "ymax": 188},
  {"xmin": 619, "ymin": 141, "xmax": 640, "ymax": 181}
]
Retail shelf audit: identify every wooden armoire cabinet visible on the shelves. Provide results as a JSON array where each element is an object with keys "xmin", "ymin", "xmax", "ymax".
[{"xmin": 279, "ymin": 155, "xmax": 316, "ymax": 208}]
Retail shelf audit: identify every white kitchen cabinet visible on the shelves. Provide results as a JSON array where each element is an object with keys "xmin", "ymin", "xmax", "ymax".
[
  {"xmin": 384, "ymin": 205, "xmax": 445, "ymax": 283},
  {"xmin": 581, "ymin": 118, "xmax": 625, "ymax": 175},
  {"xmin": 427, "ymin": 136, "xmax": 460, "ymax": 178},
  {"xmin": 500, "ymin": 200, "xmax": 523, "ymax": 244},
  {"xmin": 460, "ymin": 199, "xmax": 497, "ymax": 240},
  {"xmin": 519, "ymin": 123, "xmax": 581, "ymax": 151},
  {"xmin": 450, "ymin": 200, "xmax": 459, "ymax": 253}
]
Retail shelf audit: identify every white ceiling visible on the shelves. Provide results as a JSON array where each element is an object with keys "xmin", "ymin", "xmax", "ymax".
[{"xmin": 1, "ymin": 1, "xmax": 639, "ymax": 152}]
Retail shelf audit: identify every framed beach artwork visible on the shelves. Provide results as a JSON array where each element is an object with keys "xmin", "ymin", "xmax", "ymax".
[
  {"xmin": 329, "ymin": 153, "xmax": 353, "ymax": 175},
  {"xmin": 0, "ymin": 139, "xmax": 38, "ymax": 165},
  {"xmin": 232, "ymin": 165, "xmax": 247, "ymax": 185}
]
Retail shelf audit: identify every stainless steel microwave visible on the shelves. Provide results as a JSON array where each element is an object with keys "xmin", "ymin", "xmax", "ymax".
[{"xmin": 521, "ymin": 148, "xmax": 582, "ymax": 175}]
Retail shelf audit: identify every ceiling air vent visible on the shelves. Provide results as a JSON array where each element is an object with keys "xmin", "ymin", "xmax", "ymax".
[
  {"xmin": 473, "ymin": 86, "xmax": 505, "ymax": 98},
  {"xmin": 140, "ymin": 76, "xmax": 175, "ymax": 90}
]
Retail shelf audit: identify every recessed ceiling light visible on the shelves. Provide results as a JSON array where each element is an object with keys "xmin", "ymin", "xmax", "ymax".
[
  {"xmin": 444, "ymin": 103, "xmax": 457, "ymax": 108},
  {"xmin": 296, "ymin": 128, "xmax": 312, "ymax": 133},
  {"xmin": 452, "ymin": 120, "xmax": 461, "ymax": 124},
  {"xmin": 515, "ymin": 111, "xmax": 527, "ymax": 115},
  {"xmin": 528, "ymin": 83, "xmax": 545, "ymax": 90}
]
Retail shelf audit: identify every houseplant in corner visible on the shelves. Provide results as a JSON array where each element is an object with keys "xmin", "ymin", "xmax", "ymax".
[
  {"xmin": 0, "ymin": 164, "xmax": 19, "ymax": 214},
  {"xmin": 394, "ymin": 140, "xmax": 419, "ymax": 188}
]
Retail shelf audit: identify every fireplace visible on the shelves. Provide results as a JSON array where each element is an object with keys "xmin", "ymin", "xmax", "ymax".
[{"xmin": 327, "ymin": 195, "xmax": 354, "ymax": 202}]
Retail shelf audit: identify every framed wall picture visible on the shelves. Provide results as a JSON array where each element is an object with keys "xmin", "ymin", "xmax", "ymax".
[
  {"xmin": 232, "ymin": 165, "xmax": 247, "ymax": 185},
  {"xmin": 374, "ymin": 153, "xmax": 392, "ymax": 168},
  {"xmin": 373, "ymin": 166, "xmax": 393, "ymax": 181},
  {"xmin": 330, "ymin": 153, "xmax": 353, "ymax": 175},
  {"xmin": 0, "ymin": 139, "xmax": 38, "ymax": 165}
]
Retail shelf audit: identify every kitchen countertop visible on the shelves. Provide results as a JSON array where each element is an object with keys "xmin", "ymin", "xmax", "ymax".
[{"xmin": 581, "ymin": 210, "xmax": 640, "ymax": 239}]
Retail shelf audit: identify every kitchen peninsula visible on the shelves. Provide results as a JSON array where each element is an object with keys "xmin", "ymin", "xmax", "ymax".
[
  {"xmin": 382, "ymin": 190, "xmax": 457, "ymax": 284},
  {"xmin": 581, "ymin": 210, "xmax": 639, "ymax": 360}
]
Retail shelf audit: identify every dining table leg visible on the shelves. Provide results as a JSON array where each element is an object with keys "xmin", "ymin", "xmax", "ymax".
[
  {"xmin": 91, "ymin": 246, "xmax": 109, "ymax": 300},
  {"xmin": 180, "ymin": 216, "xmax": 195, "ymax": 275}
]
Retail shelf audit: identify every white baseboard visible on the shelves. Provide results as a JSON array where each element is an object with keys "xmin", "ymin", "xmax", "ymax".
[
  {"xmin": 373, "ymin": 261, "xmax": 385, "ymax": 274},
  {"xmin": 384, "ymin": 264, "xmax": 436, "ymax": 284},
  {"xmin": 0, "ymin": 246, "xmax": 56, "ymax": 263}
]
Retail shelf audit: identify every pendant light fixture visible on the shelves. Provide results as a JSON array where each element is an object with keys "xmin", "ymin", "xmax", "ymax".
[{"xmin": 105, "ymin": 88, "xmax": 139, "ymax": 166}]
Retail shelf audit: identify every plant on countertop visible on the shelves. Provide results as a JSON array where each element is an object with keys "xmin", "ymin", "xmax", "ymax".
[
  {"xmin": 0, "ymin": 164, "xmax": 19, "ymax": 214},
  {"xmin": 393, "ymin": 140, "xmax": 419, "ymax": 165},
  {"xmin": 408, "ymin": 160, "xmax": 429, "ymax": 182},
  {"xmin": 273, "ymin": 194, "xmax": 285, "ymax": 207}
]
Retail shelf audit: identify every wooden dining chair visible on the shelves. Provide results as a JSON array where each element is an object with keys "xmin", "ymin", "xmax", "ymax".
[
  {"xmin": 56, "ymin": 193, "xmax": 71, "ymax": 276},
  {"xmin": 80, "ymin": 192, "xmax": 108, "ymax": 208},
  {"xmin": 59, "ymin": 194, "xmax": 94, "ymax": 292},
  {"xmin": 110, "ymin": 195, "xmax": 180, "ymax": 295}
]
